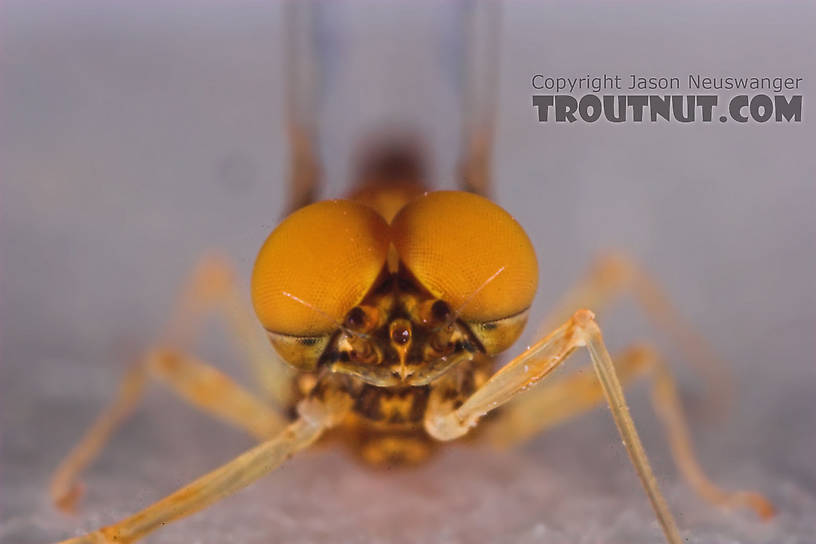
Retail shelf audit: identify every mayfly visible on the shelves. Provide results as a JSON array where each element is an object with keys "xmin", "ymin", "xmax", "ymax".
[{"xmin": 51, "ymin": 3, "xmax": 773, "ymax": 543}]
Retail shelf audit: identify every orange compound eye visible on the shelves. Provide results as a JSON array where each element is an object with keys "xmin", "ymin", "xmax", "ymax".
[
  {"xmin": 251, "ymin": 200, "xmax": 390, "ymax": 337},
  {"xmin": 391, "ymin": 191, "xmax": 538, "ymax": 324}
]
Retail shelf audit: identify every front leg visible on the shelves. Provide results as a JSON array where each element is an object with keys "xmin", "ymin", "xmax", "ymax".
[
  {"xmin": 425, "ymin": 310, "xmax": 683, "ymax": 544},
  {"xmin": 58, "ymin": 391, "xmax": 351, "ymax": 544}
]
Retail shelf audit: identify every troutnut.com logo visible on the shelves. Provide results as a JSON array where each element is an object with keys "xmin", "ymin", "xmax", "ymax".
[{"xmin": 531, "ymin": 74, "xmax": 803, "ymax": 123}]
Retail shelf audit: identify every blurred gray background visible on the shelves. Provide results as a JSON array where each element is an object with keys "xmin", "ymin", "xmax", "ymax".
[{"xmin": 2, "ymin": 1, "xmax": 815, "ymax": 543}]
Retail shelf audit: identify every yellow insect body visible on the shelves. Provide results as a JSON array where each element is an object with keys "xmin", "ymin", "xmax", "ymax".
[
  {"xmin": 50, "ymin": 4, "xmax": 775, "ymax": 540},
  {"xmin": 250, "ymin": 189, "xmax": 538, "ymax": 465},
  {"xmin": 51, "ymin": 174, "xmax": 775, "ymax": 544}
]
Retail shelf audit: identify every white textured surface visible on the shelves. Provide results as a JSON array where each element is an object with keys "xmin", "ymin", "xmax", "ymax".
[{"xmin": 2, "ymin": 2, "xmax": 816, "ymax": 543}]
